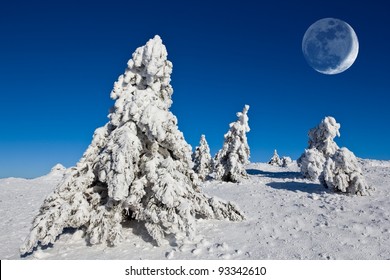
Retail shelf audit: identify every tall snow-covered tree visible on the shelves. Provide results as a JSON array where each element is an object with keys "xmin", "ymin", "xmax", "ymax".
[
  {"xmin": 323, "ymin": 148, "xmax": 371, "ymax": 196},
  {"xmin": 214, "ymin": 105, "xmax": 250, "ymax": 183},
  {"xmin": 20, "ymin": 35, "xmax": 244, "ymax": 255},
  {"xmin": 192, "ymin": 135, "xmax": 212, "ymax": 181},
  {"xmin": 298, "ymin": 116, "xmax": 340, "ymax": 180},
  {"xmin": 268, "ymin": 150, "xmax": 282, "ymax": 166}
]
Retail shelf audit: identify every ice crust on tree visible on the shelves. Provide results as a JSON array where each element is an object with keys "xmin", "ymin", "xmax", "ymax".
[
  {"xmin": 324, "ymin": 148, "xmax": 371, "ymax": 196},
  {"xmin": 214, "ymin": 105, "xmax": 250, "ymax": 183},
  {"xmin": 192, "ymin": 135, "xmax": 212, "ymax": 181},
  {"xmin": 299, "ymin": 148, "xmax": 326, "ymax": 180},
  {"xmin": 20, "ymin": 35, "xmax": 244, "ymax": 255},
  {"xmin": 307, "ymin": 116, "xmax": 340, "ymax": 157},
  {"xmin": 298, "ymin": 116, "xmax": 340, "ymax": 180}
]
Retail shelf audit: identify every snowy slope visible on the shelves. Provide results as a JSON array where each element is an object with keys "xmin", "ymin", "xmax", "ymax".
[
  {"xmin": 0, "ymin": 164, "xmax": 67, "ymax": 259},
  {"xmin": 0, "ymin": 160, "xmax": 389, "ymax": 260}
]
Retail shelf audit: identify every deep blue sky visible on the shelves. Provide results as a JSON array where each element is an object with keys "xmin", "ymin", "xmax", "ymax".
[{"xmin": 0, "ymin": 0, "xmax": 389, "ymax": 178}]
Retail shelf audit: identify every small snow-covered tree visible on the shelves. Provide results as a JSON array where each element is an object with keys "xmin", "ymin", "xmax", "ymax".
[
  {"xmin": 323, "ymin": 148, "xmax": 371, "ymax": 195},
  {"xmin": 20, "ymin": 35, "xmax": 244, "ymax": 255},
  {"xmin": 298, "ymin": 117, "xmax": 371, "ymax": 196},
  {"xmin": 214, "ymin": 105, "xmax": 250, "ymax": 183},
  {"xmin": 192, "ymin": 135, "xmax": 212, "ymax": 181},
  {"xmin": 268, "ymin": 150, "xmax": 292, "ymax": 167},
  {"xmin": 298, "ymin": 116, "xmax": 340, "ymax": 180},
  {"xmin": 281, "ymin": 156, "xmax": 292, "ymax": 167},
  {"xmin": 268, "ymin": 150, "xmax": 282, "ymax": 166}
]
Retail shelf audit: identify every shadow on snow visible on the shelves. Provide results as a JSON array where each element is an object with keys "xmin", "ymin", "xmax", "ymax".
[
  {"xmin": 246, "ymin": 168, "xmax": 329, "ymax": 194},
  {"xmin": 246, "ymin": 169, "xmax": 302, "ymax": 180},
  {"xmin": 266, "ymin": 181, "xmax": 329, "ymax": 194}
]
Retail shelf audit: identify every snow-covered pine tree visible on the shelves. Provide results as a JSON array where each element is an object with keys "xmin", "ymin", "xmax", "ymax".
[
  {"xmin": 298, "ymin": 117, "xmax": 371, "ymax": 195},
  {"xmin": 323, "ymin": 148, "xmax": 371, "ymax": 195},
  {"xmin": 192, "ymin": 135, "xmax": 212, "ymax": 181},
  {"xmin": 214, "ymin": 105, "xmax": 250, "ymax": 183},
  {"xmin": 20, "ymin": 35, "xmax": 244, "ymax": 255},
  {"xmin": 268, "ymin": 150, "xmax": 282, "ymax": 166},
  {"xmin": 268, "ymin": 150, "xmax": 292, "ymax": 167},
  {"xmin": 298, "ymin": 116, "xmax": 340, "ymax": 180}
]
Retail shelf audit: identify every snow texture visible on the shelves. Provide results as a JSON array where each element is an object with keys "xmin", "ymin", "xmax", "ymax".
[
  {"xmin": 192, "ymin": 135, "xmax": 212, "ymax": 181},
  {"xmin": 214, "ymin": 105, "xmax": 250, "ymax": 183},
  {"xmin": 2, "ymin": 160, "xmax": 389, "ymax": 260},
  {"xmin": 324, "ymin": 148, "xmax": 371, "ymax": 196},
  {"xmin": 20, "ymin": 35, "xmax": 244, "ymax": 255},
  {"xmin": 299, "ymin": 148, "xmax": 326, "ymax": 181},
  {"xmin": 50, "ymin": 163, "xmax": 66, "ymax": 173}
]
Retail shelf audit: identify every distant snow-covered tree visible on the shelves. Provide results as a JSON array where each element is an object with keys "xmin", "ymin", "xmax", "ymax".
[
  {"xmin": 214, "ymin": 105, "xmax": 250, "ymax": 183},
  {"xmin": 192, "ymin": 135, "xmax": 212, "ymax": 181},
  {"xmin": 268, "ymin": 150, "xmax": 292, "ymax": 167},
  {"xmin": 20, "ymin": 35, "xmax": 244, "ymax": 255},
  {"xmin": 268, "ymin": 150, "xmax": 282, "ymax": 166},
  {"xmin": 298, "ymin": 116, "xmax": 340, "ymax": 180},
  {"xmin": 323, "ymin": 148, "xmax": 371, "ymax": 196},
  {"xmin": 281, "ymin": 156, "xmax": 292, "ymax": 167}
]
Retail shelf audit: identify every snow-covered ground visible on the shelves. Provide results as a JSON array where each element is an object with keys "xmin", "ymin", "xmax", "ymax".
[{"xmin": 0, "ymin": 160, "xmax": 389, "ymax": 260}]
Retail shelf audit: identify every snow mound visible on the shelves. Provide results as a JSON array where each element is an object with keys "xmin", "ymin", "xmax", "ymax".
[{"xmin": 50, "ymin": 164, "xmax": 66, "ymax": 173}]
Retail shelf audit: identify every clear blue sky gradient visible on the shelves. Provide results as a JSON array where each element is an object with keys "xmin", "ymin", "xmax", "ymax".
[{"xmin": 1, "ymin": 0, "xmax": 389, "ymax": 178}]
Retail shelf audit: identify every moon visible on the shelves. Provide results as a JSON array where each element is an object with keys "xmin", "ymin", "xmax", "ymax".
[{"xmin": 302, "ymin": 18, "xmax": 359, "ymax": 75}]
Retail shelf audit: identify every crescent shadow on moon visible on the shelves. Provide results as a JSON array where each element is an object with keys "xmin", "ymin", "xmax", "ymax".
[
  {"xmin": 302, "ymin": 18, "xmax": 359, "ymax": 75},
  {"xmin": 320, "ymin": 23, "xmax": 359, "ymax": 75}
]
